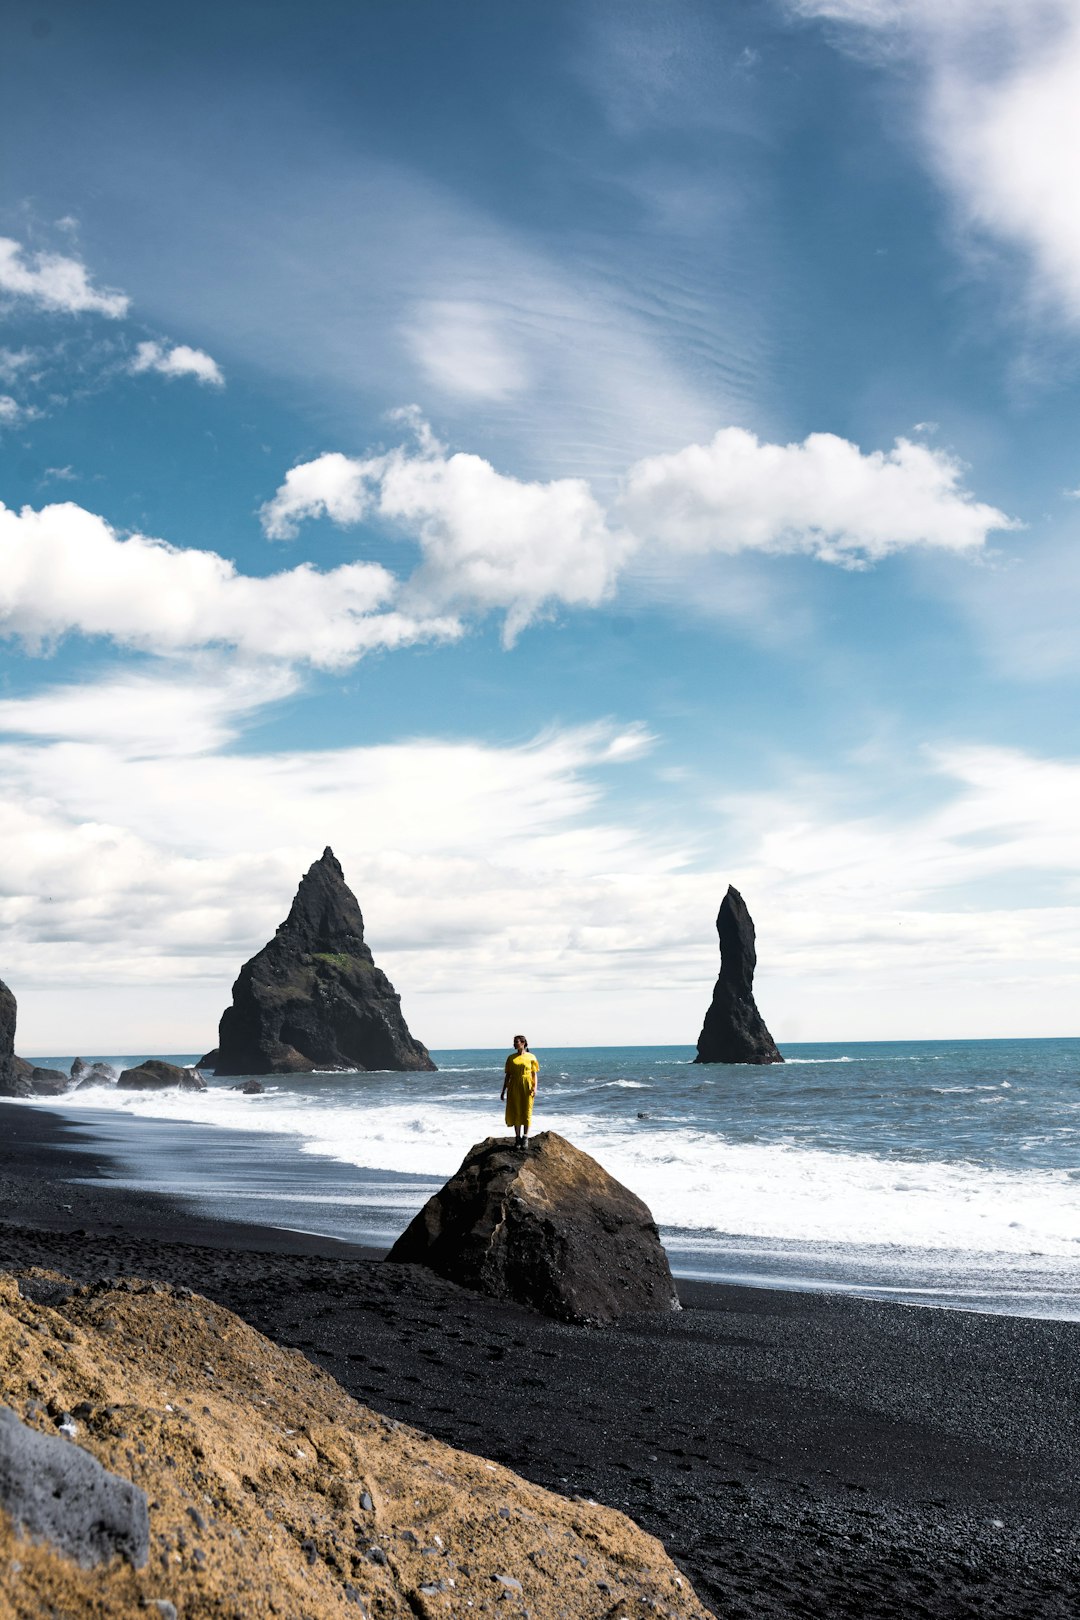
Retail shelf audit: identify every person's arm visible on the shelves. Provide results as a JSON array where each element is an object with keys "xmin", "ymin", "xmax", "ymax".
[
  {"xmin": 500, "ymin": 1055, "xmax": 512, "ymax": 1100},
  {"xmin": 529, "ymin": 1055, "xmax": 539, "ymax": 1094}
]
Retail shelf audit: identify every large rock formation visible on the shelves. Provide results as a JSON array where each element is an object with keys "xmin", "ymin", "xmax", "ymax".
[
  {"xmin": 0, "ymin": 979, "xmax": 70, "ymax": 1099},
  {"xmin": 695, "ymin": 886, "xmax": 783, "ymax": 1064},
  {"xmin": 202, "ymin": 849, "xmax": 434, "ymax": 1076},
  {"xmin": 0, "ymin": 979, "xmax": 19, "ymax": 1097},
  {"xmin": 388, "ymin": 1132, "xmax": 679, "ymax": 1326},
  {"xmin": 0, "ymin": 1269, "xmax": 708, "ymax": 1620}
]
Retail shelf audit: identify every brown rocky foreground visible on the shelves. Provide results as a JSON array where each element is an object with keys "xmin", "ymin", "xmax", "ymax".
[{"xmin": 0, "ymin": 1267, "xmax": 710, "ymax": 1620}]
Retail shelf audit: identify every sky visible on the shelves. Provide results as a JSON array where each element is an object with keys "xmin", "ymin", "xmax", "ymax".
[{"xmin": 1, "ymin": 0, "xmax": 1078, "ymax": 1053}]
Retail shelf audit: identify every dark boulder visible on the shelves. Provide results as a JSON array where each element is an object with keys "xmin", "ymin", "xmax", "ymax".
[
  {"xmin": 117, "ymin": 1060, "xmax": 206, "ymax": 1092},
  {"xmin": 202, "ymin": 847, "xmax": 435, "ymax": 1076},
  {"xmin": 694, "ymin": 886, "xmax": 783, "ymax": 1065},
  {"xmin": 70, "ymin": 1058, "xmax": 116, "ymax": 1086},
  {"xmin": 0, "ymin": 1405, "xmax": 149, "ymax": 1569},
  {"xmin": 27, "ymin": 1066, "xmax": 71, "ymax": 1095},
  {"xmin": 387, "ymin": 1132, "xmax": 679, "ymax": 1326},
  {"xmin": 236, "ymin": 1080, "xmax": 265, "ymax": 1095}
]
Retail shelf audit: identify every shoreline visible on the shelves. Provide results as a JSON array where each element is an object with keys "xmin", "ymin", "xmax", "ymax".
[
  {"xmin": 9, "ymin": 1087, "xmax": 1078, "ymax": 1323},
  {"xmin": 3, "ymin": 1101, "xmax": 1080, "ymax": 1615}
]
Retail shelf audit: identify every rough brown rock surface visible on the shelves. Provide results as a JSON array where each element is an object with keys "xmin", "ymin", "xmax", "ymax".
[
  {"xmin": 203, "ymin": 848, "xmax": 435, "ymax": 1076},
  {"xmin": 694, "ymin": 886, "xmax": 783, "ymax": 1065},
  {"xmin": 388, "ymin": 1132, "xmax": 680, "ymax": 1326},
  {"xmin": 0, "ymin": 1268, "xmax": 708, "ymax": 1620}
]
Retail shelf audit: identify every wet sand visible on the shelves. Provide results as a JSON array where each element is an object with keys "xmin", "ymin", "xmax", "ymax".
[{"xmin": 1, "ymin": 1100, "xmax": 1078, "ymax": 1617}]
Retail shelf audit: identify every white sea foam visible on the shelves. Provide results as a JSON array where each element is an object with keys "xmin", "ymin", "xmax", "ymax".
[{"xmin": 47, "ymin": 1081, "xmax": 1080, "ymax": 1260}]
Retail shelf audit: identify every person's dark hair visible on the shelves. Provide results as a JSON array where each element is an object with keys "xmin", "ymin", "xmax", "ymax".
[{"xmin": 513, "ymin": 1033, "xmax": 529, "ymax": 1050}]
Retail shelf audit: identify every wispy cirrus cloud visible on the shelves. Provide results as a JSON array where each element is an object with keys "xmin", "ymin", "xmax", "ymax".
[
  {"xmin": 0, "ymin": 347, "xmax": 37, "ymax": 383},
  {"xmin": 789, "ymin": 1, "xmax": 1080, "ymax": 330},
  {"xmin": 0, "ymin": 395, "xmax": 34, "ymax": 426},
  {"xmin": 402, "ymin": 300, "xmax": 529, "ymax": 401}
]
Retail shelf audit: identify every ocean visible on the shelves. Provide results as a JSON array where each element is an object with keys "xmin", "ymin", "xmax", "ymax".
[{"xmin": 15, "ymin": 1037, "xmax": 1080, "ymax": 1320}]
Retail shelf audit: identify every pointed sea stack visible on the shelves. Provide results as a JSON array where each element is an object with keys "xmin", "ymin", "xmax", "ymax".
[
  {"xmin": 202, "ymin": 848, "xmax": 435, "ymax": 1075},
  {"xmin": 694, "ymin": 886, "xmax": 783, "ymax": 1065}
]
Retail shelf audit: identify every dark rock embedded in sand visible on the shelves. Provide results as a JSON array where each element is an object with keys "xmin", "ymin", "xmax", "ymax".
[
  {"xmin": 202, "ymin": 847, "xmax": 435, "ymax": 1076},
  {"xmin": 117, "ymin": 1060, "xmax": 207, "ymax": 1092},
  {"xmin": 0, "ymin": 1406, "xmax": 149, "ymax": 1570},
  {"xmin": 694, "ymin": 886, "xmax": 783, "ymax": 1065},
  {"xmin": 388, "ymin": 1131, "xmax": 679, "ymax": 1325}
]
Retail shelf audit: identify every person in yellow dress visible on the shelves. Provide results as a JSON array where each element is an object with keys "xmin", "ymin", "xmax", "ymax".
[{"xmin": 501, "ymin": 1034, "xmax": 539, "ymax": 1149}]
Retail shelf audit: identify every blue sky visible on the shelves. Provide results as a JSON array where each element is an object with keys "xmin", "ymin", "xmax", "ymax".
[{"xmin": 1, "ymin": 0, "xmax": 1078, "ymax": 1051}]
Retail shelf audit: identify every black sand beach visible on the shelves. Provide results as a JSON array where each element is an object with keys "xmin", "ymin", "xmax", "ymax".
[{"xmin": 2, "ymin": 1101, "xmax": 1078, "ymax": 1618}]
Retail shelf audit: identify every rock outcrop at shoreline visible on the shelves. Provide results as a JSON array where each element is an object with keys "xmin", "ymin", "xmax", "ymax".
[
  {"xmin": 0, "ymin": 1268, "xmax": 708, "ymax": 1620},
  {"xmin": 695, "ymin": 886, "xmax": 783, "ymax": 1065},
  {"xmin": 0, "ymin": 980, "xmax": 68, "ymax": 1099},
  {"xmin": 202, "ymin": 848, "xmax": 435, "ymax": 1076},
  {"xmin": 69, "ymin": 1058, "xmax": 116, "ymax": 1088},
  {"xmin": 117, "ymin": 1060, "xmax": 206, "ymax": 1092},
  {"xmin": 0, "ymin": 979, "xmax": 18, "ymax": 1097},
  {"xmin": 388, "ymin": 1132, "xmax": 680, "ymax": 1325}
]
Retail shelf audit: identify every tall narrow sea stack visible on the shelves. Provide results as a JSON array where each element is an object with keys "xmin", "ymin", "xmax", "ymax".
[
  {"xmin": 202, "ymin": 848, "xmax": 435, "ymax": 1075},
  {"xmin": 694, "ymin": 886, "xmax": 783, "ymax": 1065}
]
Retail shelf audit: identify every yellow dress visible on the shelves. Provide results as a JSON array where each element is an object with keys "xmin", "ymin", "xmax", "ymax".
[{"xmin": 504, "ymin": 1052, "xmax": 539, "ymax": 1128}]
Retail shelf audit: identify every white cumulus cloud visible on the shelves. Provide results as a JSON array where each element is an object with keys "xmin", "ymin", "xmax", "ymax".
[
  {"xmin": 0, "ymin": 501, "xmax": 460, "ymax": 669},
  {"xmin": 262, "ymin": 419, "xmax": 1012, "ymax": 636},
  {"xmin": 262, "ymin": 427, "xmax": 632, "ymax": 644},
  {"xmin": 0, "ymin": 236, "xmax": 129, "ymax": 317},
  {"xmin": 620, "ymin": 428, "xmax": 1014, "ymax": 561},
  {"xmin": 131, "ymin": 339, "xmax": 225, "ymax": 387}
]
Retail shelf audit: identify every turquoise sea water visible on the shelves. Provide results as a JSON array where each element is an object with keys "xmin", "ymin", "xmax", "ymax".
[{"xmin": 19, "ymin": 1037, "xmax": 1080, "ymax": 1319}]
